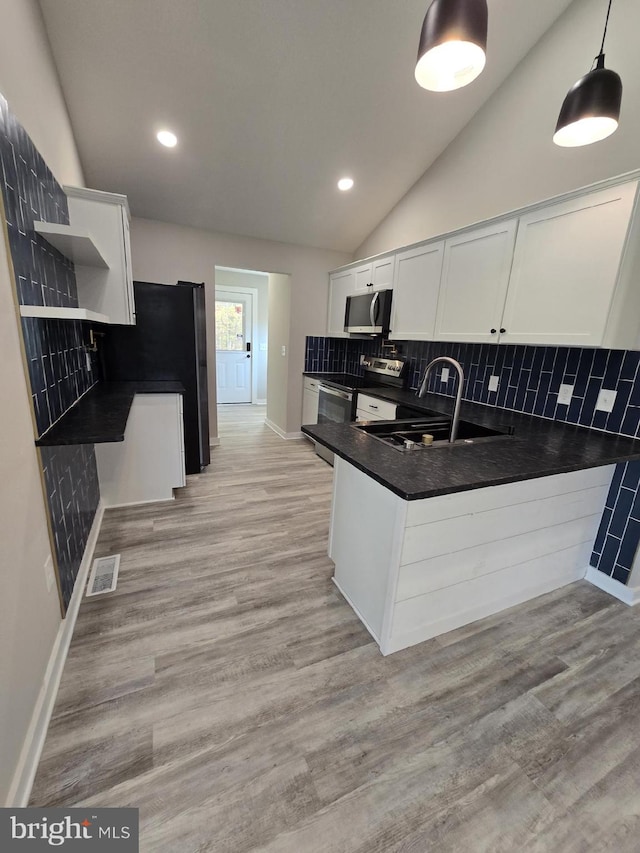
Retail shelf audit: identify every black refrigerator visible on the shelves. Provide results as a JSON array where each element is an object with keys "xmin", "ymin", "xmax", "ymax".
[{"xmin": 103, "ymin": 280, "xmax": 210, "ymax": 474}]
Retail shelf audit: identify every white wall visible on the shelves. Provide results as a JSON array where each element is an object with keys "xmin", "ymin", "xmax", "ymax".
[
  {"xmin": 266, "ymin": 273, "xmax": 292, "ymax": 432},
  {"xmin": 215, "ymin": 268, "xmax": 269, "ymax": 403},
  {"xmin": 357, "ymin": 0, "xmax": 640, "ymax": 258},
  {"xmin": 130, "ymin": 217, "xmax": 351, "ymax": 438},
  {"xmin": 0, "ymin": 0, "xmax": 84, "ymax": 804}
]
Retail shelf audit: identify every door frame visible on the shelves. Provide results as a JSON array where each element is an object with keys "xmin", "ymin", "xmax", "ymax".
[{"xmin": 214, "ymin": 285, "xmax": 259, "ymax": 404}]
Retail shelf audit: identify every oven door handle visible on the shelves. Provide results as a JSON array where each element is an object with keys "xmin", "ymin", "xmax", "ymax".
[{"xmin": 319, "ymin": 385, "xmax": 352, "ymax": 401}]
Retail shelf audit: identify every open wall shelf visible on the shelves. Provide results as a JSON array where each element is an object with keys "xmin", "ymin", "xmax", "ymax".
[
  {"xmin": 19, "ymin": 305, "xmax": 109, "ymax": 323},
  {"xmin": 34, "ymin": 221, "xmax": 109, "ymax": 268}
]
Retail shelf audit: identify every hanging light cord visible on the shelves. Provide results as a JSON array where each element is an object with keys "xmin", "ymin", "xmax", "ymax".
[{"xmin": 592, "ymin": 0, "xmax": 614, "ymax": 67}]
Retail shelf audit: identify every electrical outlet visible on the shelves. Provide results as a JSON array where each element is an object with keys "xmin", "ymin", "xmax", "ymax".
[
  {"xmin": 281, "ymin": 345, "xmax": 286, "ymax": 357},
  {"xmin": 596, "ymin": 389, "xmax": 617, "ymax": 412},
  {"xmin": 440, "ymin": 367, "xmax": 449, "ymax": 382},
  {"xmin": 557, "ymin": 384, "xmax": 574, "ymax": 406},
  {"xmin": 488, "ymin": 375, "xmax": 499, "ymax": 393},
  {"xmin": 44, "ymin": 555, "xmax": 55, "ymax": 592}
]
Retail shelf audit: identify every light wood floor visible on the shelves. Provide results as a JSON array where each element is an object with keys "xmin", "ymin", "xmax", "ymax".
[{"xmin": 31, "ymin": 404, "xmax": 640, "ymax": 851}]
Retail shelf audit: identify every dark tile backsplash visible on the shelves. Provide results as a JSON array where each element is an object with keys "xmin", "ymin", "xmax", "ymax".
[
  {"xmin": 306, "ymin": 335, "xmax": 640, "ymax": 586},
  {"xmin": 40, "ymin": 444, "xmax": 100, "ymax": 607},
  {"xmin": 0, "ymin": 93, "xmax": 99, "ymax": 610}
]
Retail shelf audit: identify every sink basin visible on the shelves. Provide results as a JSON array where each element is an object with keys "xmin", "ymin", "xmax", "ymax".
[{"xmin": 353, "ymin": 417, "xmax": 512, "ymax": 451}]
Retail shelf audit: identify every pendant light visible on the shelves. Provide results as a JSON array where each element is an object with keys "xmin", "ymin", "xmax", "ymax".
[
  {"xmin": 554, "ymin": 0, "xmax": 622, "ymax": 147},
  {"xmin": 415, "ymin": 0, "xmax": 488, "ymax": 92}
]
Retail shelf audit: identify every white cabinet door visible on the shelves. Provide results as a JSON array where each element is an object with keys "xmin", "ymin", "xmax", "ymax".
[
  {"xmin": 354, "ymin": 256, "xmax": 395, "ymax": 292},
  {"xmin": 501, "ymin": 182, "xmax": 638, "ymax": 347},
  {"xmin": 356, "ymin": 394, "xmax": 397, "ymax": 421},
  {"xmin": 434, "ymin": 219, "xmax": 518, "ymax": 344},
  {"xmin": 390, "ymin": 242, "xmax": 444, "ymax": 340},
  {"xmin": 95, "ymin": 394, "xmax": 185, "ymax": 507},
  {"xmin": 328, "ymin": 268, "xmax": 355, "ymax": 337},
  {"xmin": 302, "ymin": 378, "xmax": 319, "ymax": 425},
  {"xmin": 354, "ymin": 262, "xmax": 373, "ymax": 292},
  {"xmin": 64, "ymin": 186, "xmax": 135, "ymax": 325}
]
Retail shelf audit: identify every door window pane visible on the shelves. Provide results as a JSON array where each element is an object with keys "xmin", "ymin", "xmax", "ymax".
[{"xmin": 215, "ymin": 300, "xmax": 244, "ymax": 350}]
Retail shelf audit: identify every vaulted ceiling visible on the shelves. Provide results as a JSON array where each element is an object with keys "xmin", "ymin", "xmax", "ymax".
[{"xmin": 39, "ymin": 0, "xmax": 575, "ymax": 252}]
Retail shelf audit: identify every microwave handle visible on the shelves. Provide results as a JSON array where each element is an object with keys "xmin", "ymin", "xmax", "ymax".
[{"xmin": 369, "ymin": 292, "xmax": 379, "ymax": 327}]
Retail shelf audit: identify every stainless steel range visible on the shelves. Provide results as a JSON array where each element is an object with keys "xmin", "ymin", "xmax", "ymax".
[{"xmin": 311, "ymin": 355, "xmax": 409, "ymax": 465}]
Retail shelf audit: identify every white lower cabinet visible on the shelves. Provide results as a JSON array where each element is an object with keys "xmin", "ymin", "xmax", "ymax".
[
  {"xmin": 330, "ymin": 458, "xmax": 614, "ymax": 654},
  {"xmin": 356, "ymin": 393, "xmax": 396, "ymax": 422},
  {"xmin": 95, "ymin": 394, "xmax": 185, "ymax": 507},
  {"xmin": 302, "ymin": 378, "xmax": 320, "ymax": 428}
]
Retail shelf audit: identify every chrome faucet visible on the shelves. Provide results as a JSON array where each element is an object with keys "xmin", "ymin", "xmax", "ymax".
[{"xmin": 417, "ymin": 357, "xmax": 465, "ymax": 443}]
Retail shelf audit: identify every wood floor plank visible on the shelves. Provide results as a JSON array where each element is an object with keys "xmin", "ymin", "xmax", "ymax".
[{"xmin": 28, "ymin": 404, "xmax": 640, "ymax": 852}]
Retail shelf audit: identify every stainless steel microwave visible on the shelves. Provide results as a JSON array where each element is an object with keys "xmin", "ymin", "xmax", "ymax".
[{"xmin": 344, "ymin": 289, "xmax": 393, "ymax": 335}]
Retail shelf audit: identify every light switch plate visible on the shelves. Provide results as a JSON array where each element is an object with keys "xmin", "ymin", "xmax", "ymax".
[
  {"xmin": 557, "ymin": 384, "xmax": 574, "ymax": 406},
  {"xmin": 281, "ymin": 345, "xmax": 287, "ymax": 357},
  {"xmin": 440, "ymin": 367, "xmax": 449, "ymax": 382},
  {"xmin": 596, "ymin": 389, "xmax": 617, "ymax": 413},
  {"xmin": 488, "ymin": 375, "xmax": 499, "ymax": 393}
]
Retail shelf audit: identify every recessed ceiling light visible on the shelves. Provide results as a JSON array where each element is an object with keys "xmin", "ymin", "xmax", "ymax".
[
  {"xmin": 157, "ymin": 130, "xmax": 178, "ymax": 148},
  {"xmin": 338, "ymin": 177, "xmax": 354, "ymax": 191}
]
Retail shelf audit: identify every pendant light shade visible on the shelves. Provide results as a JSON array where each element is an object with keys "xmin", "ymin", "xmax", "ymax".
[
  {"xmin": 415, "ymin": 0, "xmax": 488, "ymax": 92},
  {"xmin": 554, "ymin": 0, "xmax": 622, "ymax": 147}
]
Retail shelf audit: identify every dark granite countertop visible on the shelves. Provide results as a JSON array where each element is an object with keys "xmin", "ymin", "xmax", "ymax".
[
  {"xmin": 35, "ymin": 381, "xmax": 184, "ymax": 447},
  {"xmin": 302, "ymin": 389, "xmax": 640, "ymax": 500}
]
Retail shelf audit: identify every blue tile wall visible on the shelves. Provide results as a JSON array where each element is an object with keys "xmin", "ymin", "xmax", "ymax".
[
  {"xmin": 40, "ymin": 445, "xmax": 100, "ymax": 607},
  {"xmin": 305, "ymin": 335, "xmax": 640, "ymax": 585},
  {"xmin": 0, "ymin": 93, "xmax": 99, "ymax": 610}
]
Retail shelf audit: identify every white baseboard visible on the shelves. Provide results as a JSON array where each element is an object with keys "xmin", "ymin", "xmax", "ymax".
[
  {"xmin": 584, "ymin": 565, "xmax": 640, "ymax": 606},
  {"xmin": 209, "ymin": 437, "xmax": 220, "ymax": 447},
  {"xmin": 103, "ymin": 496, "xmax": 175, "ymax": 509},
  {"xmin": 6, "ymin": 500, "xmax": 105, "ymax": 807},
  {"xmin": 254, "ymin": 399, "xmax": 267, "ymax": 405},
  {"xmin": 264, "ymin": 418, "xmax": 304, "ymax": 440}
]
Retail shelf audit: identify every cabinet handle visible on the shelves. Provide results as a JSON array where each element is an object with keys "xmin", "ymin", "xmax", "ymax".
[
  {"xmin": 500, "ymin": 328, "xmax": 506, "ymax": 334},
  {"xmin": 490, "ymin": 328, "xmax": 497, "ymax": 334},
  {"xmin": 367, "ymin": 282, "xmax": 373, "ymax": 287},
  {"xmin": 369, "ymin": 404, "xmax": 378, "ymax": 409}
]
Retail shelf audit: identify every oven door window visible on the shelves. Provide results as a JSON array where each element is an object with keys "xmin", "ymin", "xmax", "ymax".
[{"xmin": 318, "ymin": 387, "xmax": 352, "ymax": 423}]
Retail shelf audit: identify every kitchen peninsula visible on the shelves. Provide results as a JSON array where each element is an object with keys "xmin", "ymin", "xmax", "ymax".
[{"xmin": 303, "ymin": 393, "xmax": 640, "ymax": 654}]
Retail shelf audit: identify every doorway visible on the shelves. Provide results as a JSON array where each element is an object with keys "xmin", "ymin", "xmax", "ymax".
[{"xmin": 215, "ymin": 289, "xmax": 254, "ymax": 403}]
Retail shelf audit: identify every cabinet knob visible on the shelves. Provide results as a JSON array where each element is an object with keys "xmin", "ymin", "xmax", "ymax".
[
  {"xmin": 500, "ymin": 328, "xmax": 506, "ymax": 334},
  {"xmin": 367, "ymin": 282, "xmax": 373, "ymax": 287},
  {"xmin": 490, "ymin": 328, "xmax": 497, "ymax": 335}
]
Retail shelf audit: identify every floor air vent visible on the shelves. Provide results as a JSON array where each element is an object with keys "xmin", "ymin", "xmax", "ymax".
[{"xmin": 86, "ymin": 554, "xmax": 121, "ymax": 597}]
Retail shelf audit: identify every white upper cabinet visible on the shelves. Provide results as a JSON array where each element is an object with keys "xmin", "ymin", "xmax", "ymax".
[
  {"xmin": 327, "ymin": 267, "xmax": 355, "ymax": 337},
  {"xmin": 354, "ymin": 255, "xmax": 396, "ymax": 292},
  {"xmin": 64, "ymin": 186, "xmax": 135, "ymax": 325},
  {"xmin": 390, "ymin": 241, "xmax": 444, "ymax": 341},
  {"xmin": 501, "ymin": 182, "xmax": 638, "ymax": 347},
  {"xmin": 326, "ymin": 174, "xmax": 640, "ymax": 349},
  {"xmin": 434, "ymin": 220, "xmax": 518, "ymax": 343}
]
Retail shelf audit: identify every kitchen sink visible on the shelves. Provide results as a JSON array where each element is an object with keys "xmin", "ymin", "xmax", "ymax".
[{"xmin": 353, "ymin": 417, "xmax": 512, "ymax": 451}]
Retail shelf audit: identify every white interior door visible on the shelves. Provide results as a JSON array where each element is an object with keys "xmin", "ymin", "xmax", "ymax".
[{"xmin": 215, "ymin": 292, "xmax": 253, "ymax": 403}]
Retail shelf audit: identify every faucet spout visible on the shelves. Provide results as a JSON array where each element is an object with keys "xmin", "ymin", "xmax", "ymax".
[{"xmin": 417, "ymin": 357, "xmax": 465, "ymax": 443}]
